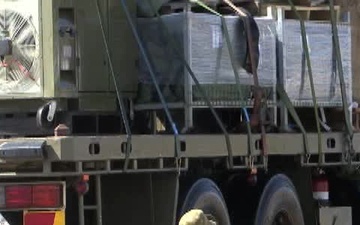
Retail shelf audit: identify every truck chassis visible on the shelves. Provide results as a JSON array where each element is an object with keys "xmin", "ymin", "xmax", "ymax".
[{"xmin": 0, "ymin": 0, "xmax": 358, "ymax": 225}]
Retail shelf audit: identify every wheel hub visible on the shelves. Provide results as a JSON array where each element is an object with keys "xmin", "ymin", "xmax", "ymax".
[
  {"xmin": 272, "ymin": 211, "xmax": 292, "ymax": 225},
  {"xmin": 0, "ymin": 38, "xmax": 12, "ymax": 58}
]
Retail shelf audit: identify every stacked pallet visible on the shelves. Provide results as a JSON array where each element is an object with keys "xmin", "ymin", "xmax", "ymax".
[
  {"xmin": 134, "ymin": 0, "xmax": 279, "ymax": 131},
  {"xmin": 258, "ymin": 0, "xmax": 355, "ymax": 131},
  {"xmin": 136, "ymin": 10, "xmax": 277, "ymax": 106},
  {"xmin": 335, "ymin": 0, "xmax": 360, "ymax": 102},
  {"xmin": 332, "ymin": 0, "xmax": 360, "ymax": 130},
  {"xmin": 134, "ymin": 0, "xmax": 355, "ymax": 131},
  {"xmin": 259, "ymin": 1, "xmax": 341, "ymax": 20},
  {"xmin": 137, "ymin": 0, "xmax": 260, "ymax": 17}
]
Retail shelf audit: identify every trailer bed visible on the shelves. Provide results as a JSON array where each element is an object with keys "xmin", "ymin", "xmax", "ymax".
[{"xmin": 0, "ymin": 132, "xmax": 358, "ymax": 177}]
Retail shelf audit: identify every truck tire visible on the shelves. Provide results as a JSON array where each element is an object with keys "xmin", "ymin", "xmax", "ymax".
[
  {"xmin": 179, "ymin": 178, "xmax": 231, "ymax": 225},
  {"xmin": 254, "ymin": 174, "xmax": 305, "ymax": 225}
]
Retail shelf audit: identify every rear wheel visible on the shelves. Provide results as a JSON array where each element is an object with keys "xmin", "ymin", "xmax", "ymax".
[
  {"xmin": 179, "ymin": 178, "xmax": 231, "ymax": 225},
  {"xmin": 255, "ymin": 174, "xmax": 305, "ymax": 225}
]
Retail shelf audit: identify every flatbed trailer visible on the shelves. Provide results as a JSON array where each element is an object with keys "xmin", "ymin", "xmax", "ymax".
[
  {"xmin": 0, "ymin": 132, "xmax": 357, "ymax": 225},
  {"xmin": 1, "ymin": 131, "xmax": 359, "ymax": 177},
  {"xmin": 0, "ymin": 0, "xmax": 359, "ymax": 225}
]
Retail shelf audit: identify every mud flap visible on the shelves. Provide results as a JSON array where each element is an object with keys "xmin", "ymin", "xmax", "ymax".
[
  {"xmin": 23, "ymin": 210, "xmax": 65, "ymax": 225},
  {"xmin": 318, "ymin": 207, "xmax": 352, "ymax": 225}
]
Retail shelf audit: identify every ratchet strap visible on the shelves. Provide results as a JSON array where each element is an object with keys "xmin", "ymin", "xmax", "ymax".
[
  {"xmin": 147, "ymin": 0, "xmax": 235, "ymax": 168},
  {"xmin": 95, "ymin": 0, "xmax": 133, "ymax": 171},
  {"xmin": 222, "ymin": 0, "xmax": 269, "ymax": 169},
  {"xmin": 221, "ymin": 15, "xmax": 257, "ymax": 168},
  {"xmin": 287, "ymin": 0, "xmax": 323, "ymax": 164},
  {"xmin": 119, "ymin": 0, "xmax": 190, "ymax": 174},
  {"xmin": 222, "ymin": 0, "xmax": 262, "ymax": 127},
  {"xmin": 329, "ymin": 0, "xmax": 354, "ymax": 163},
  {"xmin": 192, "ymin": 0, "xmax": 267, "ymax": 168},
  {"xmin": 277, "ymin": 84, "xmax": 310, "ymax": 158}
]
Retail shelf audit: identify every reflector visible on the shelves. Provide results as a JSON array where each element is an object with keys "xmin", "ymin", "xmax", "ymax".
[
  {"xmin": 24, "ymin": 210, "xmax": 65, "ymax": 225},
  {"xmin": 24, "ymin": 212, "xmax": 55, "ymax": 225}
]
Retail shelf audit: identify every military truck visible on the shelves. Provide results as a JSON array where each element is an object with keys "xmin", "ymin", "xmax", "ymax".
[{"xmin": 0, "ymin": 0, "xmax": 358, "ymax": 225}]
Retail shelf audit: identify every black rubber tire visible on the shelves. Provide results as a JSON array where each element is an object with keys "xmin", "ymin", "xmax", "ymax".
[
  {"xmin": 254, "ymin": 174, "xmax": 305, "ymax": 225},
  {"xmin": 179, "ymin": 178, "xmax": 231, "ymax": 225}
]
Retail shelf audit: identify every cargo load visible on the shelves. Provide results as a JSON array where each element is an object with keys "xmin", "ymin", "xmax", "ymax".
[
  {"xmin": 280, "ymin": 19, "xmax": 352, "ymax": 107},
  {"xmin": 135, "ymin": 12, "xmax": 277, "ymax": 109}
]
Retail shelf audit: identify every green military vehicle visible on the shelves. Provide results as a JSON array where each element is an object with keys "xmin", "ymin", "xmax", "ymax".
[{"xmin": 0, "ymin": 0, "xmax": 357, "ymax": 225}]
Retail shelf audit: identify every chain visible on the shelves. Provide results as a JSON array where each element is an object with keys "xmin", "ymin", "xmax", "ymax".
[
  {"xmin": 263, "ymin": 155, "xmax": 268, "ymax": 172},
  {"xmin": 176, "ymin": 157, "xmax": 182, "ymax": 176},
  {"xmin": 249, "ymin": 155, "xmax": 255, "ymax": 169}
]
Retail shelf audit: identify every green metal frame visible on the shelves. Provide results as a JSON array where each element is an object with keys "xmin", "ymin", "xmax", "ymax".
[
  {"xmin": 0, "ymin": 0, "xmax": 357, "ymax": 177},
  {"xmin": 0, "ymin": 131, "xmax": 359, "ymax": 177}
]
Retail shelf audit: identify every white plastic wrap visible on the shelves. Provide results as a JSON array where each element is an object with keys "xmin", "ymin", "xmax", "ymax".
[
  {"xmin": 282, "ymin": 20, "xmax": 352, "ymax": 107},
  {"xmin": 136, "ymin": 12, "xmax": 277, "ymax": 105}
]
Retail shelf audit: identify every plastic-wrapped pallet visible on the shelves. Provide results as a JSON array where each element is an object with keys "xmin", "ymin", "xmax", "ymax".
[
  {"xmin": 136, "ymin": 12, "xmax": 277, "ymax": 108},
  {"xmin": 281, "ymin": 19, "xmax": 352, "ymax": 107}
]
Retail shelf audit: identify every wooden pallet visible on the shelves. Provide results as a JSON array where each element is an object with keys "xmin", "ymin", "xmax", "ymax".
[
  {"xmin": 292, "ymin": 0, "xmax": 327, "ymax": 7},
  {"xmin": 261, "ymin": 3, "xmax": 341, "ymax": 21},
  {"xmin": 266, "ymin": 0, "xmax": 327, "ymax": 7},
  {"xmin": 158, "ymin": 0, "xmax": 259, "ymax": 15}
]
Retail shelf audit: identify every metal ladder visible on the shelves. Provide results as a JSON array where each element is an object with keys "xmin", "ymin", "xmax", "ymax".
[{"xmin": 78, "ymin": 175, "xmax": 103, "ymax": 225}]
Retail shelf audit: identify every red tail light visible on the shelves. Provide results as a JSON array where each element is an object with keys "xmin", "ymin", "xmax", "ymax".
[
  {"xmin": 6, "ymin": 186, "xmax": 32, "ymax": 208},
  {"xmin": 0, "ymin": 182, "xmax": 64, "ymax": 210},
  {"xmin": 32, "ymin": 185, "xmax": 62, "ymax": 208}
]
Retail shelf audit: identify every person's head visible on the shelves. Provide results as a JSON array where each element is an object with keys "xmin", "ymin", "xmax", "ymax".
[{"xmin": 179, "ymin": 209, "xmax": 216, "ymax": 225}]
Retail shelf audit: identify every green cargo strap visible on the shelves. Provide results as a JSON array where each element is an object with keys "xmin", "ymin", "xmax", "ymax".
[
  {"xmin": 287, "ymin": 0, "xmax": 323, "ymax": 164},
  {"xmin": 191, "ymin": 0, "xmax": 257, "ymax": 165},
  {"xmin": 190, "ymin": 1, "xmax": 248, "ymax": 108},
  {"xmin": 147, "ymin": 0, "xmax": 235, "ymax": 168},
  {"xmin": 221, "ymin": 1, "xmax": 269, "ymax": 169},
  {"xmin": 329, "ymin": 0, "xmax": 354, "ymax": 163},
  {"xmin": 277, "ymin": 84, "xmax": 310, "ymax": 158},
  {"xmin": 120, "ymin": 0, "xmax": 183, "ymax": 168},
  {"xmin": 95, "ymin": 0, "xmax": 132, "ymax": 171},
  {"xmin": 221, "ymin": 17, "xmax": 256, "ymax": 164}
]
